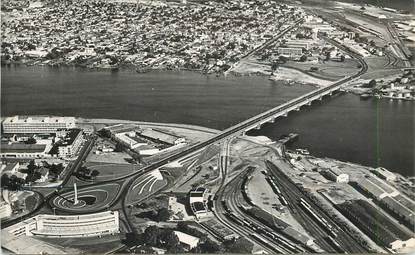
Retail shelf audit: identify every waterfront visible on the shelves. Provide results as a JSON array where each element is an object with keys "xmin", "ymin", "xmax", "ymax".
[
  {"xmin": 1, "ymin": 65, "xmax": 414, "ymax": 176},
  {"xmin": 249, "ymin": 93, "xmax": 415, "ymax": 177}
]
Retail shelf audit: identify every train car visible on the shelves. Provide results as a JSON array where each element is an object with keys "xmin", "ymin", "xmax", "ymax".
[
  {"xmin": 267, "ymin": 231, "xmax": 300, "ymax": 253},
  {"xmin": 221, "ymin": 199, "xmax": 233, "ymax": 214},
  {"xmin": 227, "ymin": 212, "xmax": 244, "ymax": 225},
  {"xmin": 279, "ymin": 238, "xmax": 300, "ymax": 253},
  {"xmin": 279, "ymin": 196, "xmax": 289, "ymax": 206},
  {"xmin": 251, "ymin": 233, "xmax": 270, "ymax": 245},
  {"xmin": 265, "ymin": 177, "xmax": 282, "ymax": 195},
  {"xmin": 242, "ymin": 219, "xmax": 252, "ymax": 227},
  {"xmin": 299, "ymin": 198, "xmax": 335, "ymax": 234},
  {"xmin": 326, "ymin": 236, "xmax": 345, "ymax": 253}
]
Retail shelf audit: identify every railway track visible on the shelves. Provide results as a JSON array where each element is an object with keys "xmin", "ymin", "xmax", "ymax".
[{"xmin": 266, "ymin": 160, "xmax": 368, "ymax": 253}]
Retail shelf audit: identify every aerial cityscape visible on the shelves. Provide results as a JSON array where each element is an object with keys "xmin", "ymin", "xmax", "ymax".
[{"xmin": 1, "ymin": 0, "xmax": 414, "ymax": 254}]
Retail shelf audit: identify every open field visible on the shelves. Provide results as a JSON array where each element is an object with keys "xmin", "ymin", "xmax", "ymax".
[
  {"xmin": 82, "ymin": 162, "xmax": 139, "ymax": 182},
  {"xmin": 37, "ymin": 234, "xmax": 125, "ymax": 254}
]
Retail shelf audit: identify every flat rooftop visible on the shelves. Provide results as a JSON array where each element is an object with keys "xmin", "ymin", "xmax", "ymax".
[
  {"xmin": 0, "ymin": 143, "xmax": 46, "ymax": 153},
  {"xmin": 3, "ymin": 115, "xmax": 75, "ymax": 124}
]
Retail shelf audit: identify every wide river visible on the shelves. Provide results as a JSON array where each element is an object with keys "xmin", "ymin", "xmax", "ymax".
[{"xmin": 1, "ymin": 65, "xmax": 414, "ymax": 176}]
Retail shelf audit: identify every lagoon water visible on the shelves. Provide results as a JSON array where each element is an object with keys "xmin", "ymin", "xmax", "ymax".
[{"xmin": 1, "ymin": 65, "xmax": 414, "ymax": 176}]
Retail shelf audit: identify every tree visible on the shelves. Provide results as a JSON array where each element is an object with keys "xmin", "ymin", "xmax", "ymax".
[
  {"xmin": 197, "ymin": 239, "xmax": 221, "ymax": 253},
  {"xmin": 225, "ymin": 237, "xmax": 253, "ymax": 253},
  {"xmin": 278, "ymin": 55, "xmax": 288, "ymax": 63},
  {"xmin": 26, "ymin": 171, "xmax": 41, "ymax": 183},
  {"xmin": 299, "ymin": 55, "xmax": 307, "ymax": 62},
  {"xmin": 98, "ymin": 128, "xmax": 111, "ymax": 138},
  {"xmin": 325, "ymin": 51, "xmax": 331, "ymax": 61},
  {"xmin": 7, "ymin": 175, "xmax": 25, "ymax": 190},
  {"xmin": 115, "ymin": 143, "xmax": 124, "ymax": 152},
  {"xmin": 271, "ymin": 62, "xmax": 279, "ymax": 72},
  {"xmin": 49, "ymin": 163, "xmax": 64, "ymax": 178},
  {"xmin": 368, "ymin": 79, "xmax": 377, "ymax": 88},
  {"xmin": 143, "ymin": 225, "xmax": 160, "ymax": 246},
  {"xmin": 156, "ymin": 207, "xmax": 171, "ymax": 222},
  {"xmin": 27, "ymin": 160, "xmax": 37, "ymax": 175},
  {"xmin": 177, "ymin": 221, "xmax": 188, "ymax": 231},
  {"xmin": 1, "ymin": 174, "xmax": 10, "ymax": 189},
  {"xmin": 340, "ymin": 55, "xmax": 346, "ymax": 62},
  {"xmin": 162, "ymin": 230, "xmax": 180, "ymax": 250},
  {"xmin": 90, "ymin": 170, "xmax": 100, "ymax": 178},
  {"xmin": 25, "ymin": 137, "xmax": 37, "ymax": 144}
]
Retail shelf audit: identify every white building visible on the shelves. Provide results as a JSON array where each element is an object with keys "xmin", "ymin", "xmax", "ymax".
[
  {"xmin": 277, "ymin": 47, "xmax": 303, "ymax": 58},
  {"xmin": 173, "ymin": 231, "xmax": 200, "ymax": 250},
  {"xmin": 114, "ymin": 131, "xmax": 147, "ymax": 149},
  {"xmin": 373, "ymin": 167, "xmax": 397, "ymax": 181},
  {"xmin": 55, "ymin": 129, "xmax": 84, "ymax": 159},
  {"xmin": 0, "ymin": 201, "xmax": 12, "ymax": 219},
  {"xmin": 138, "ymin": 128, "xmax": 186, "ymax": 146},
  {"xmin": 189, "ymin": 187, "xmax": 210, "ymax": 219},
  {"xmin": 2, "ymin": 116, "xmax": 76, "ymax": 134},
  {"xmin": 285, "ymin": 40, "xmax": 312, "ymax": 50},
  {"xmin": 2, "ymin": 211, "xmax": 119, "ymax": 239},
  {"xmin": 324, "ymin": 167, "xmax": 349, "ymax": 183},
  {"xmin": 0, "ymin": 143, "xmax": 51, "ymax": 159}
]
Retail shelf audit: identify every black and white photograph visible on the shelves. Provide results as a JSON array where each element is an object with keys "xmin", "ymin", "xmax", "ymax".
[{"xmin": 1, "ymin": 0, "xmax": 414, "ymax": 254}]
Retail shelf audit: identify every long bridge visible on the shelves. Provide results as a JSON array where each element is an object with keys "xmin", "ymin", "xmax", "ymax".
[{"xmin": 127, "ymin": 40, "xmax": 368, "ymax": 175}]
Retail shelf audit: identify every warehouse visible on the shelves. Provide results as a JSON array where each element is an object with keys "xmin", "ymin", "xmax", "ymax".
[
  {"xmin": 137, "ymin": 128, "xmax": 185, "ymax": 146},
  {"xmin": 336, "ymin": 199, "xmax": 415, "ymax": 250}
]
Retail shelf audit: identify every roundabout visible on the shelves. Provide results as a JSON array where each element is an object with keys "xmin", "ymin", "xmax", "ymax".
[{"xmin": 51, "ymin": 183, "xmax": 121, "ymax": 213}]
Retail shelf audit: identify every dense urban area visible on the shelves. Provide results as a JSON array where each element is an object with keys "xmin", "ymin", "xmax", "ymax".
[{"xmin": 1, "ymin": 0, "xmax": 415, "ymax": 254}]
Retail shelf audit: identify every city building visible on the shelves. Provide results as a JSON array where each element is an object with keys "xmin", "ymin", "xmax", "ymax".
[
  {"xmin": 104, "ymin": 123, "xmax": 137, "ymax": 134},
  {"xmin": 137, "ymin": 128, "xmax": 186, "ymax": 146},
  {"xmin": 373, "ymin": 167, "xmax": 397, "ymax": 181},
  {"xmin": 0, "ymin": 201, "xmax": 12, "ymax": 219},
  {"xmin": 1, "ymin": 162, "xmax": 20, "ymax": 174},
  {"xmin": 173, "ymin": 231, "xmax": 200, "ymax": 250},
  {"xmin": 323, "ymin": 167, "xmax": 349, "ymax": 183},
  {"xmin": 353, "ymin": 175, "xmax": 400, "ymax": 200},
  {"xmin": 381, "ymin": 195, "xmax": 415, "ymax": 228},
  {"xmin": 189, "ymin": 187, "xmax": 210, "ymax": 219},
  {"xmin": 2, "ymin": 211, "xmax": 119, "ymax": 239},
  {"xmin": 0, "ymin": 162, "xmax": 27, "ymax": 179},
  {"xmin": 337, "ymin": 200, "xmax": 415, "ymax": 250},
  {"xmin": 114, "ymin": 131, "xmax": 147, "ymax": 149},
  {"xmin": 168, "ymin": 196, "xmax": 192, "ymax": 221},
  {"xmin": 285, "ymin": 39, "xmax": 312, "ymax": 49},
  {"xmin": 277, "ymin": 47, "xmax": 303, "ymax": 58},
  {"xmin": 53, "ymin": 129, "xmax": 84, "ymax": 159},
  {"xmin": 2, "ymin": 116, "xmax": 76, "ymax": 134},
  {"xmin": 0, "ymin": 143, "xmax": 50, "ymax": 159}
]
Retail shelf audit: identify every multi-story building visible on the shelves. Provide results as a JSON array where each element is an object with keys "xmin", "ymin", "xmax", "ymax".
[
  {"xmin": 277, "ymin": 47, "xmax": 303, "ymax": 58},
  {"xmin": 2, "ymin": 211, "xmax": 119, "ymax": 239},
  {"xmin": 0, "ymin": 143, "xmax": 51, "ymax": 159},
  {"xmin": 2, "ymin": 116, "xmax": 76, "ymax": 134},
  {"xmin": 55, "ymin": 129, "xmax": 84, "ymax": 159}
]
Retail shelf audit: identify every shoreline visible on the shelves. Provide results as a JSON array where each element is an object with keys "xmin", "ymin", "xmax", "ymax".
[
  {"xmin": 79, "ymin": 117, "xmax": 413, "ymax": 178},
  {"xmin": 1, "ymin": 61, "xmax": 333, "ymax": 89},
  {"xmin": 76, "ymin": 117, "xmax": 221, "ymax": 134}
]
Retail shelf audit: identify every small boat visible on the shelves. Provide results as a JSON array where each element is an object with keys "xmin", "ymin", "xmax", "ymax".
[
  {"xmin": 360, "ymin": 93, "xmax": 371, "ymax": 99},
  {"xmin": 295, "ymin": 148, "xmax": 310, "ymax": 155}
]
